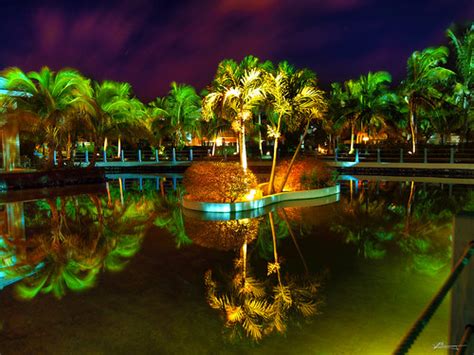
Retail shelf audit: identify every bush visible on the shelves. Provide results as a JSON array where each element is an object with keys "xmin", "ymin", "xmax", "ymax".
[
  {"xmin": 184, "ymin": 162, "xmax": 258, "ymax": 203},
  {"xmin": 274, "ymin": 159, "xmax": 337, "ymax": 192}
]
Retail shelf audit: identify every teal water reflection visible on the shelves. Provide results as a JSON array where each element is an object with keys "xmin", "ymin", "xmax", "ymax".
[{"xmin": 0, "ymin": 178, "xmax": 472, "ymax": 354}]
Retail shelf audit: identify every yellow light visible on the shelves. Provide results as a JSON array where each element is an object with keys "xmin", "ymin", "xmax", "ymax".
[
  {"xmin": 244, "ymin": 189, "xmax": 256, "ymax": 201},
  {"xmin": 362, "ymin": 136, "xmax": 369, "ymax": 143}
]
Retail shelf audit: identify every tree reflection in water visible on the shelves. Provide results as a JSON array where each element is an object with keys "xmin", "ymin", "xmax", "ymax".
[
  {"xmin": 332, "ymin": 181, "xmax": 474, "ymax": 275},
  {"xmin": 4, "ymin": 186, "xmax": 156, "ymax": 300},
  {"xmin": 153, "ymin": 187, "xmax": 192, "ymax": 248},
  {"xmin": 201, "ymin": 212, "xmax": 323, "ymax": 342}
]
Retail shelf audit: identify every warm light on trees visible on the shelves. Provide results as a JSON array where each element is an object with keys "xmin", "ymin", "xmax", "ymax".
[{"xmin": 183, "ymin": 162, "xmax": 258, "ymax": 203}]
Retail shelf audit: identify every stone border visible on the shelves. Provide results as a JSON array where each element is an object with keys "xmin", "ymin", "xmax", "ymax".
[{"xmin": 182, "ymin": 184, "xmax": 340, "ymax": 213}]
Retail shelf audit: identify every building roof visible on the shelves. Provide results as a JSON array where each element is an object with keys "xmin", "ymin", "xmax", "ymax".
[{"xmin": 0, "ymin": 77, "xmax": 29, "ymax": 97}]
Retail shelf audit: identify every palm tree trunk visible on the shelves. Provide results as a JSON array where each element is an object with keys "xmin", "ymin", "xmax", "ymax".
[
  {"xmin": 57, "ymin": 148, "xmax": 63, "ymax": 167},
  {"xmin": 268, "ymin": 138, "xmax": 279, "ymax": 194},
  {"xmin": 118, "ymin": 177, "xmax": 124, "ymax": 205},
  {"xmin": 241, "ymin": 239, "xmax": 247, "ymax": 282},
  {"xmin": 268, "ymin": 115, "xmax": 282, "ymax": 194},
  {"xmin": 236, "ymin": 133, "xmax": 240, "ymax": 154},
  {"xmin": 281, "ymin": 209, "xmax": 308, "ymax": 274},
  {"xmin": 409, "ymin": 108, "xmax": 416, "ymax": 153},
  {"xmin": 106, "ymin": 182, "xmax": 112, "ymax": 208},
  {"xmin": 88, "ymin": 137, "xmax": 101, "ymax": 168},
  {"xmin": 103, "ymin": 137, "xmax": 108, "ymax": 153},
  {"xmin": 160, "ymin": 178, "xmax": 165, "ymax": 197},
  {"xmin": 349, "ymin": 121, "xmax": 355, "ymax": 154},
  {"xmin": 278, "ymin": 119, "xmax": 311, "ymax": 193},
  {"xmin": 268, "ymin": 212, "xmax": 282, "ymax": 286},
  {"xmin": 66, "ymin": 133, "xmax": 72, "ymax": 160},
  {"xmin": 116, "ymin": 136, "xmax": 121, "ymax": 158},
  {"xmin": 46, "ymin": 145, "xmax": 55, "ymax": 169},
  {"xmin": 240, "ymin": 124, "xmax": 248, "ymax": 171},
  {"xmin": 405, "ymin": 181, "xmax": 415, "ymax": 233}
]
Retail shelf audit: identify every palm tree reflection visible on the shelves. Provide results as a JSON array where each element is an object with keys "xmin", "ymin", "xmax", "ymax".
[
  {"xmin": 331, "ymin": 181, "xmax": 474, "ymax": 275},
  {"xmin": 204, "ymin": 212, "xmax": 323, "ymax": 342},
  {"xmin": 6, "ymin": 189, "xmax": 156, "ymax": 300}
]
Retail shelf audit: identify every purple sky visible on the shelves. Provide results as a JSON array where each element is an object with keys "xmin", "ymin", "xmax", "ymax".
[{"xmin": 1, "ymin": 0, "xmax": 472, "ymax": 101}]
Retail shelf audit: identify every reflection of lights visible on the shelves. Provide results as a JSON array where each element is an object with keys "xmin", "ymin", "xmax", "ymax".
[
  {"xmin": 240, "ymin": 218, "xmax": 250, "ymax": 224},
  {"xmin": 244, "ymin": 189, "xmax": 256, "ymax": 201},
  {"xmin": 317, "ymin": 145, "xmax": 327, "ymax": 154}
]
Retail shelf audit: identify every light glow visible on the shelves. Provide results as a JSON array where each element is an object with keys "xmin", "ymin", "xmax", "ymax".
[{"xmin": 244, "ymin": 189, "xmax": 257, "ymax": 201}]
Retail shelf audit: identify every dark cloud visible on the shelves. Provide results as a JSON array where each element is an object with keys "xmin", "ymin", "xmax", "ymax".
[{"xmin": 0, "ymin": 0, "xmax": 471, "ymax": 100}]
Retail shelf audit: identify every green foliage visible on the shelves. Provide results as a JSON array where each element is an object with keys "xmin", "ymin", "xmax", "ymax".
[
  {"xmin": 328, "ymin": 71, "xmax": 399, "ymax": 152},
  {"xmin": 89, "ymin": 80, "xmax": 148, "ymax": 149},
  {"xmin": 150, "ymin": 82, "xmax": 201, "ymax": 148},
  {"xmin": 203, "ymin": 56, "xmax": 268, "ymax": 169},
  {"xmin": 402, "ymin": 46, "xmax": 455, "ymax": 151},
  {"xmin": 2, "ymin": 66, "xmax": 93, "ymax": 163}
]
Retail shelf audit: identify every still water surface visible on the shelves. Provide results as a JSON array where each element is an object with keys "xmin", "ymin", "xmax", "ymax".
[{"xmin": 0, "ymin": 177, "xmax": 472, "ymax": 354}]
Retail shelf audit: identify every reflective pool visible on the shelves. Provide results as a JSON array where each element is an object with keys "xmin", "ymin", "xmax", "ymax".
[{"xmin": 1, "ymin": 177, "xmax": 473, "ymax": 354}]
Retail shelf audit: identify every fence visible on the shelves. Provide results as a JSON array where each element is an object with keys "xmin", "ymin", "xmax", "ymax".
[
  {"xmin": 41, "ymin": 144, "xmax": 474, "ymax": 167},
  {"xmin": 66, "ymin": 146, "xmax": 211, "ymax": 165},
  {"xmin": 319, "ymin": 145, "xmax": 474, "ymax": 164}
]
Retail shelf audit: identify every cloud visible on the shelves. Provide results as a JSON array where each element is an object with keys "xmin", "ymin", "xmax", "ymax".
[
  {"xmin": 0, "ymin": 0, "xmax": 469, "ymax": 100},
  {"xmin": 217, "ymin": 0, "xmax": 276, "ymax": 14}
]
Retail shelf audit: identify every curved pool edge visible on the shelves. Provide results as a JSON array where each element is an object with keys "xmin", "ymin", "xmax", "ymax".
[
  {"xmin": 182, "ymin": 193, "xmax": 340, "ymax": 221},
  {"xmin": 181, "ymin": 184, "xmax": 340, "ymax": 214}
]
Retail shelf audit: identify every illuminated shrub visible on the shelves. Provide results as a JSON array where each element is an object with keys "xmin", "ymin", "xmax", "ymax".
[
  {"xmin": 274, "ymin": 159, "xmax": 336, "ymax": 192},
  {"xmin": 184, "ymin": 162, "xmax": 258, "ymax": 202}
]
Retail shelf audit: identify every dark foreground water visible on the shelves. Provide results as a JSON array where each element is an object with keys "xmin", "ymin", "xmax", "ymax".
[{"xmin": 1, "ymin": 176, "xmax": 473, "ymax": 354}]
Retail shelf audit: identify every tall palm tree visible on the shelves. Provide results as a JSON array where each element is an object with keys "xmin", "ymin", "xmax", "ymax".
[
  {"xmin": 203, "ymin": 57, "xmax": 266, "ymax": 171},
  {"xmin": 324, "ymin": 82, "xmax": 347, "ymax": 153},
  {"xmin": 88, "ymin": 81, "xmax": 146, "ymax": 164},
  {"xmin": 2, "ymin": 66, "xmax": 93, "ymax": 167},
  {"xmin": 152, "ymin": 82, "xmax": 201, "ymax": 149},
  {"xmin": 401, "ymin": 47, "xmax": 455, "ymax": 153},
  {"xmin": 446, "ymin": 23, "xmax": 474, "ymax": 142},
  {"xmin": 147, "ymin": 97, "xmax": 172, "ymax": 148},
  {"xmin": 264, "ymin": 63, "xmax": 326, "ymax": 193},
  {"xmin": 341, "ymin": 71, "xmax": 397, "ymax": 154}
]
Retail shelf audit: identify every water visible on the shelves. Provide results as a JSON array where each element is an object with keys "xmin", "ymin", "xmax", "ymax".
[{"xmin": 0, "ymin": 176, "xmax": 473, "ymax": 354}]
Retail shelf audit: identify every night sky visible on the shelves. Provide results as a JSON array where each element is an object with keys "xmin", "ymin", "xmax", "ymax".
[{"xmin": 0, "ymin": 0, "xmax": 472, "ymax": 101}]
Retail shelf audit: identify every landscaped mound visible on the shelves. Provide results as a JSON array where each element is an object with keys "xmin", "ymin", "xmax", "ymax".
[
  {"xmin": 183, "ymin": 162, "xmax": 258, "ymax": 203},
  {"xmin": 273, "ymin": 159, "xmax": 337, "ymax": 192}
]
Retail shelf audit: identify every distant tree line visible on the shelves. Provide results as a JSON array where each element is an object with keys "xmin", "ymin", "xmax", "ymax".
[{"xmin": 0, "ymin": 22, "xmax": 471, "ymax": 173}]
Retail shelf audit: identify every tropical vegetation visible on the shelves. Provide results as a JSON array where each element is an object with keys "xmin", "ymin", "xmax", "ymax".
[{"xmin": 0, "ymin": 22, "xmax": 471, "ymax": 191}]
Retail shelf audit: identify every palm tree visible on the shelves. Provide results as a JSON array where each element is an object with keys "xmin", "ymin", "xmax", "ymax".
[
  {"xmin": 324, "ymin": 82, "xmax": 347, "ymax": 153},
  {"xmin": 203, "ymin": 57, "xmax": 266, "ymax": 171},
  {"xmin": 401, "ymin": 47, "xmax": 455, "ymax": 153},
  {"xmin": 339, "ymin": 71, "xmax": 397, "ymax": 154},
  {"xmin": 153, "ymin": 189, "xmax": 192, "ymax": 248},
  {"xmin": 2, "ymin": 66, "xmax": 93, "ymax": 167},
  {"xmin": 264, "ymin": 63, "xmax": 326, "ymax": 193},
  {"xmin": 446, "ymin": 23, "xmax": 474, "ymax": 142},
  {"xmin": 88, "ymin": 80, "xmax": 146, "ymax": 164},
  {"xmin": 147, "ymin": 97, "xmax": 172, "ymax": 148},
  {"xmin": 151, "ymin": 82, "xmax": 201, "ymax": 149}
]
